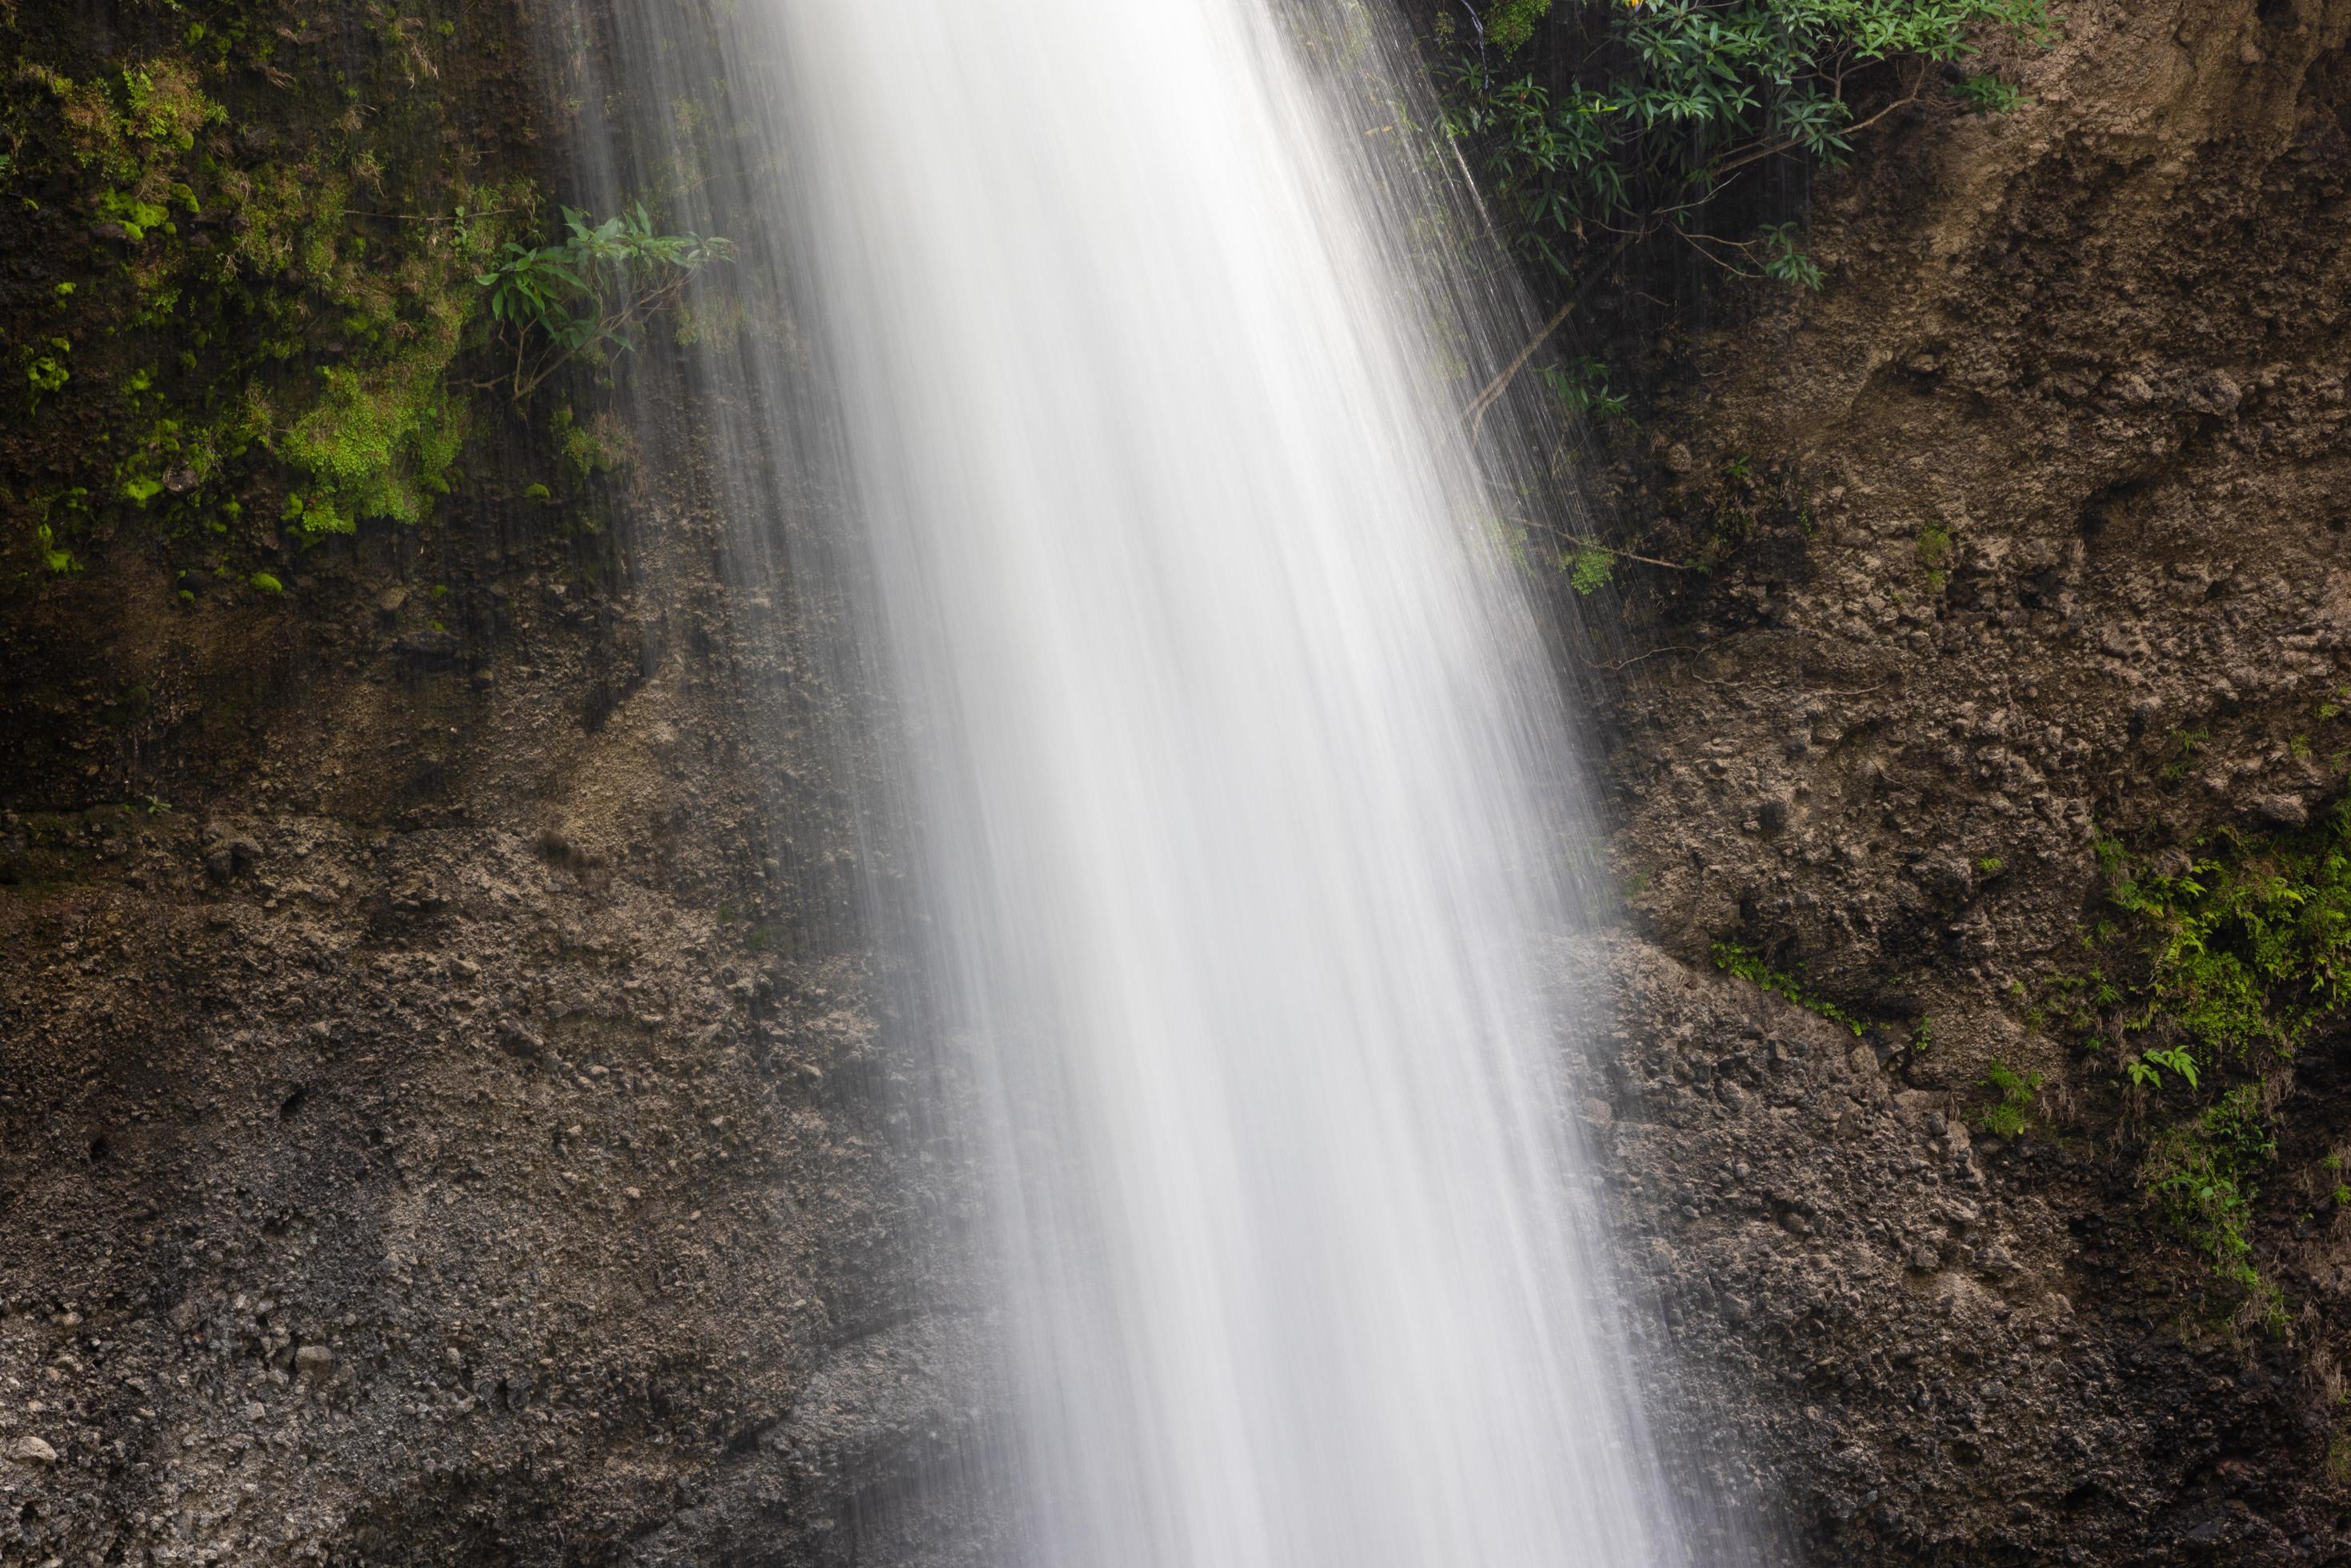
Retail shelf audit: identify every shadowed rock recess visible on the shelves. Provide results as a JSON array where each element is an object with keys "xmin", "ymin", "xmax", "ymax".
[{"xmin": 2, "ymin": 0, "xmax": 2349, "ymax": 1563}]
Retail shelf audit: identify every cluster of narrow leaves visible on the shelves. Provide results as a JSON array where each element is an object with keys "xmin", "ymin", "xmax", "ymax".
[{"xmin": 1437, "ymin": 0, "xmax": 2049, "ymax": 281}]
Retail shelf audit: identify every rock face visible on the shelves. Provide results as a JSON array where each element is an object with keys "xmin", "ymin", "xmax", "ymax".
[
  {"xmin": 1592, "ymin": 944, "xmax": 2329, "ymax": 1562},
  {"xmin": 1581, "ymin": 0, "xmax": 2351, "ymax": 1559},
  {"xmin": 1605, "ymin": 0, "xmax": 2351, "ymax": 1020},
  {"xmin": 3, "ymin": 0, "xmax": 2349, "ymax": 1565},
  {"xmin": 0, "ymin": 493, "xmax": 987, "ymax": 1563}
]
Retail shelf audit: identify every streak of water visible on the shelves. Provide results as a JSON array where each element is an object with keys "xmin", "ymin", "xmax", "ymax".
[{"xmin": 557, "ymin": 1, "xmax": 1703, "ymax": 1560}]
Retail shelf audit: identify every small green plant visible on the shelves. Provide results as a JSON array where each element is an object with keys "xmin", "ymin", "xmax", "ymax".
[
  {"xmin": 247, "ymin": 571, "xmax": 283, "ymax": 594},
  {"xmin": 2093, "ymin": 835, "xmax": 2128, "ymax": 878},
  {"xmin": 476, "ymin": 203, "xmax": 732, "ymax": 402},
  {"xmin": 1565, "ymin": 547, "xmax": 1614, "ymax": 595},
  {"xmin": 2141, "ymin": 1085, "xmax": 2274, "ymax": 1293},
  {"xmin": 1536, "ymin": 355, "xmax": 1629, "ymax": 421},
  {"xmin": 2129, "ymin": 1046, "xmax": 2200, "ymax": 1091},
  {"xmin": 1710, "ymin": 940, "xmax": 1865, "ymax": 1036},
  {"xmin": 1760, "ymin": 222, "xmax": 1825, "ymax": 290},
  {"xmin": 31, "ymin": 522, "xmax": 78, "ymax": 574},
  {"xmin": 1953, "ymin": 72, "xmax": 2026, "ymax": 112},
  {"xmin": 2093, "ymin": 802, "xmax": 2351, "ymax": 1075},
  {"xmin": 2161, "ymin": 726, "xmax": 2211, "ymax": 782},
  {"xmin": 1975, "ymin": 855, "xmax": 2004, "ymax": 875},
  {"xmin": 2051, "ymin": 809, "xmax": 2351, "ymax": 1327},
  {"xmin": 1481, "ymin": 0, "xmax": 1557, "ymax": 53},
  {"xmin": 1973, "ymin": 1058, "xmax": 2041, "ymax": 1137},
  {"xmin": 1917, "ymin": 521, "xmax": 1954, "ymax": 588}
]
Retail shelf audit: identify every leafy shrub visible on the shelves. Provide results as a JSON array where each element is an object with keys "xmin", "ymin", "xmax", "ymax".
[
  {"xmin": 477, "ymin": 204, "xmax": 731, "ymax": 402},
  {"xmin": 1435, "ymin": 0, "xmax": 2049, "ymax": 282},
  {"xmin": 1537, "ymin": 354, "xmax": 1629, "ymax": 419}
]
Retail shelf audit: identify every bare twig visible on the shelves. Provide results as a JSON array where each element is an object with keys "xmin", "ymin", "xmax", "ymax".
[
  {"xmin": 1573, "ymin": 644, "xmax": 1709, "ymax": 673},
  {"xmin": 1513, "ymin": 514, "xmax": 1693, "ymax": 573},
  {"xmin": 1462, "ymin": 298, "xmax": 1573, "ymax": 439},
  {"xmin": 1459, "ymin": 234, "xmax": 1639, "ymax": 438}
]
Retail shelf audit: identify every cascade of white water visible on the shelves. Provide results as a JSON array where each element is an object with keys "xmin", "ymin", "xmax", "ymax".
[{"xmin": 554, "ymin": 1, "xmax": 1705, "ymax": 1560}]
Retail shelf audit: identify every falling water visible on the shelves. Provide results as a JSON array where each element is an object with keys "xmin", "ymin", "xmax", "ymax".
[{"xmin": 553, "ymin": 0, "xmax": 1699, "ymax": 1561}]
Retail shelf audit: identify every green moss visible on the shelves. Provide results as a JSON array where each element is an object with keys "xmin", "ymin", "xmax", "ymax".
[
  {"xmin": 1482, "ymin": 0, "xmax": 1554, "ymax": 54},
  {"xmin": 551, "ymin": 403, "xmax": 626, "ymax": 482},
  {"xmin": 282, "ymin": 353, "xmax": 468, "ymax": 534},
  {"xmin": 4, "ymin": 10, "xmax": 531, "ymax": 571},
  {"xmin": 1709, "ymin": 940, "xmax": 1865, "ymax": 1036}
]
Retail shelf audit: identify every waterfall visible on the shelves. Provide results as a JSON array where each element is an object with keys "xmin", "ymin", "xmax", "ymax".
[{"xmin": 550, "ymin": 1, "xmax": 1701, "ymax": 1561}]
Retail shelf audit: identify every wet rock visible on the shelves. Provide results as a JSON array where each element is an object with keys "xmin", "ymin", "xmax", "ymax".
[
  {"xmin": 394, "ymin": 629, "xmax": 462, "ymax": 668},
  {"xmin": 2251, "ymin": 793, "xmax": 2309, "ymax": 828}
]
